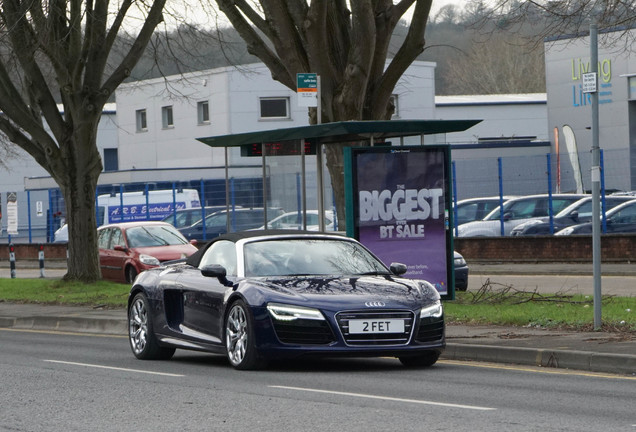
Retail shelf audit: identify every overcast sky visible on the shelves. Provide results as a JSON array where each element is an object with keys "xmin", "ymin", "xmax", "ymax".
[{"xmin": 430, "ymin": 0, "xmax": 466, "ymax": 15}]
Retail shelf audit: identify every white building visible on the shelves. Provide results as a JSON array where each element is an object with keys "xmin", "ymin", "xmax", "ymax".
[
  {"xmin": 544, "ymin": 27, "xmax": 636, "ymax": 192},
  {"xmin": 436, "ymin": 93, "xmax": 549, "ymax": 158},
  {"xmin": 114, "ymin": 62, "xmax": 437, "ymax": 173},
  {"xmin": 4, "ymin": 60, "xmax": 556, "ymax": 240}
]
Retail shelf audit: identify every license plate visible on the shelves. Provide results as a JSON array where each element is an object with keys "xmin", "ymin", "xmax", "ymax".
[{"xmin": 349, "ymin": 319, "xmax": 405, "ymax": 334}]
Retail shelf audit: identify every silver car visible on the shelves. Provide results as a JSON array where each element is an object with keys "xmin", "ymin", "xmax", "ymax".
[{"xmin": 456, "ymin": 194, "xmax": 586, "ymax": 237}]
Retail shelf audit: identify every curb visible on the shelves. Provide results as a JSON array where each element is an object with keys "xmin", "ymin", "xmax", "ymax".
[
  {"xmin": 443, "ymin": 343, "xmax": 636, "ymax": 376},
  {"xmin": 0, "ymin": 316, "xmax": 127, "ymax": 336}
]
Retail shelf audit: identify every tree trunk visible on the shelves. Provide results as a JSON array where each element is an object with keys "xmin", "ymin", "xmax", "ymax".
[
  {"xmin": 63, "ymin": 181, "xmax": 101, "ymax": 283},
  {"xmin": 55, "ymin": 125, "xmax": 103, "ymax": 283}
]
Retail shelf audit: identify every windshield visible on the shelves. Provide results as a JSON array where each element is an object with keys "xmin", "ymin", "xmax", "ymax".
[
  {"xmin": 126, "ymin": 225, "xmax": 188, "ymax": 247},
  {"xmin": 243, "ymin": 239, "xmax": 388, "ymax": 277},
  {"xmin": 484, "ymin": 200, "xmax": 517, "ymax": 220}
]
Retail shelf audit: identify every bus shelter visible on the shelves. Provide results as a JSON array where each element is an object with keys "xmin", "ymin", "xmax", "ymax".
[{"xmin": 197, "ymin": 119, "xmax": 480, "ymax": 232}]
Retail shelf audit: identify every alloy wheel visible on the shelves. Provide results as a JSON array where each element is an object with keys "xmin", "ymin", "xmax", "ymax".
[
  {"xmin": 225, "ymin": 304, "xmax": 248, "ymax": 366},
  {"xmin": 129, "ymin": 297, "xmax": 148, "ymax": 355}
]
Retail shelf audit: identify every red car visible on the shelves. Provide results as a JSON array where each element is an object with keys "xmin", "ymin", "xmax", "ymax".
[{"xmin": 98, "ymin": 221, "xmax": 198, "ymax": 283}]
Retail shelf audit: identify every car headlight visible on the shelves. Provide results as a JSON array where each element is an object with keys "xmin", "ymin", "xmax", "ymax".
[
  {"xmin": 454, "ymin": 256, "xmax": 466, "ymax": 267},
  {"xmin": 139, "ymin": 254, "xmax": 160, "ymax": 265},
  {"xmin": 267, "ymin": 303, "xmax": 325, "ymax": 321},
  {"xmin": 420, "ymin": 300, "xmax": 443, "ymax": 319}
]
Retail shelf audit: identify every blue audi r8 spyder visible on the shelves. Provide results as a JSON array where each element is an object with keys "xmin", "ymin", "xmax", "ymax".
[{"xmin": 127, "ymin": 231, "xmax": 445, "ymax": 370}]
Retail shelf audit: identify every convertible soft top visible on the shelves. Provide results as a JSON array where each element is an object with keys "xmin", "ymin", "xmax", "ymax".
[{"xmin": 185, "ymin": 229, "xmax": 337, "ymax": 267}]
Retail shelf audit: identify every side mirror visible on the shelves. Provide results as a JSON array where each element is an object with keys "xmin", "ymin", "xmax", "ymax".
[
  {"xmin": 200, "ymin": 264, "xmax": 232, "ymax": 286},
  {"xmin": 570, "ymin": 210, "xmax": 579, "ymax": 221},
  {"xmin": 190, "ymin": 239, "xmax": 198, "ymax": 246},
  {"xmin": 389, "ymin": 262, "xmax": 408, "ymax": 276},
  {"xmin": 503, "ymin": 211, "xmax": 513, "ymax": 221}
]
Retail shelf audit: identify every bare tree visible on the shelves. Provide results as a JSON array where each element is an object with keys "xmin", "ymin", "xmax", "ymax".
[
  {"xmin": 213, "ymin": 0, "xmax": 434, "ymax": 226},
  {"xmin": 443, "ymin": 32, "xmax": 545, "ymax": 94},
  {"xmin": 0, "ymin": 0, "xmax": 167, "ymax": 282},
  {"xmin": 475, "ymin": 1, "xmax": 636, "ymax": 40}
]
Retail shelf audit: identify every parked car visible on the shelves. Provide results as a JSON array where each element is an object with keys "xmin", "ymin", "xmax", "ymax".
[
  {"xmin": 178, "ymin": 207, "xmax": 285, "ymax": 242},
  {"xmin": 161, "ymin": 206, "xmax": 238, "ymax": 229},
  {"xmin": 454, "ymin": 196, "xmax": 516, "ymax": 227},
  {"xmin": 127, "ymin": 231, "xmax": 445, "ymax": 369},
  {"xmin": 53, "ymin": 224, "xmax": 68, "ymax": 243},
  {"xmin": 454, "ymin": 251, "xmax": 469, "ymax": 291},
  {"xmin": 456, "ymin": 194, "xmax": 586, "ymax": 237},
  {"xmin": 510, "ymin": 195, "xmax": 636, "ymax": 236},
  {"xmin": 254, "ymin": 210, "xmax": 335, "ymax": 231},
  {"xmin": 555, "ymin": 199, "xmax": 636, "ymax": 235},
  {"xmin": 98, "ymin": 221, "xmax": 198, "ymax": 283}
]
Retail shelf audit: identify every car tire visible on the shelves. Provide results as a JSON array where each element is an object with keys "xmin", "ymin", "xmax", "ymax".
[
  {"xmin": 126, "ymin": 266, "xmax": 138, "ymax": 284},
  {"xmin": 224, "ymin": 300, "xmax": 264, "ymax": 370},
  {"xmin": 398, "ymin": 351, "xmax": 440, "ymax": 368},
  {"xmin": 128, "ymin": 292, "xmax": 175, "ymax": 360}
]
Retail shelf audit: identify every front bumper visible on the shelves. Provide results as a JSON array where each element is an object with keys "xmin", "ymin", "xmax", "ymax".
[{"xmin": 252, "ymin": 306, "xmax": 445, "ymax": 360}]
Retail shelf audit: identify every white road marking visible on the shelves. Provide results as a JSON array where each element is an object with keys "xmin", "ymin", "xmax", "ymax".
[
  {"xmin": 269, "ymin": 385, "xmax": 496, "ymax": 411},
  {"xmin": 43, "ymin": 360, "xmax": 184, "ymax": 377}
]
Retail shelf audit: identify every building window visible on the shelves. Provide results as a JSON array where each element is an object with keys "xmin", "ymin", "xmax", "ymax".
[
  {"xmin": 629, "ymin": 76, "xmax": 636, "ymax": 100},
  {"xmin": 390, "ymin": 94, "xmax": 399, "ymax": 118},
  {"xmin": 162, "ymin": 105, "xmax": 174, "ymax": 128},
  {"xmin": 198, "ymin": 101, "xmax": 210, "ymax": 124},
  {"xmin": 259, "ymin": 97, "xmax": 290, "ymax": 119},
  {"xmin": 103, "ymin": 148, "xmax": 118, "ymax": 172},
  {"xmin": 135, "ymin": 109, "xmax": 147, "ymax": 132}
]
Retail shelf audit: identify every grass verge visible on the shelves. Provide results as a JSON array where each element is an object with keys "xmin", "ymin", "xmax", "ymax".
[
  {"xmin": 0, "ymin": 278, "xmax": 129, "ymax": 307},
  {"xmin": 0, "ymin": 278, "xmax": 634, "ymax": 332},
  {"xmin": 446, "ymin": 289, "xmax": 636, "ymax": 332}
]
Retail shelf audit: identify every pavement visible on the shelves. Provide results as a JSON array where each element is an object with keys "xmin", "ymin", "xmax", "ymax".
[{"xmin": 0, "ymin": 259, "xmax": 635, "ymax": 376}]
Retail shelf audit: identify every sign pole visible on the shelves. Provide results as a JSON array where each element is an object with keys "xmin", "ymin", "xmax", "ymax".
[
  {"xmin": 589, "ymin": 22, "xmax": 602, "ymax": 330},
  {"xmin": 316, "ymin": 75, "xmax": 326, "ymax": 232}
]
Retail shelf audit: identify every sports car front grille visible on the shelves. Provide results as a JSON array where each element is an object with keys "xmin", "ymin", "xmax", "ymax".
[
  {"xmin": 415, "ymin": 317, "xmax": 445, "ymax": 343},
  {"xmin": 272, "ymin": 319, "xmax": 336, "ymax": 345},
  {"xmin": 336, "ymin": 310, "xmax": 415, "ymax": 346}
]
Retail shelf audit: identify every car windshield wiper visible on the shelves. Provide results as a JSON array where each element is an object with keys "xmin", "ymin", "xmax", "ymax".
[{"xmin": 357, "ymin": 270, "xmax": 392, "ymax": 276}]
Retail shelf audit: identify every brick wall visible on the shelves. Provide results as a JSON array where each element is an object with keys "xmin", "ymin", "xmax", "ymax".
[
  {"xmin": 5, "ymin": 234, "xmax": 636, "ymax": 263},
  {"xmin": 6, "ymin": 243, "xmax": 67, "ymax": 260},
  {"xmin": 455, "ymin": 234, "xmax": 636, "ymax": 263}
]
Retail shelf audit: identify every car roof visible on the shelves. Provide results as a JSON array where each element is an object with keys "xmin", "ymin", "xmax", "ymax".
[
  {"xmin": 456, "ymin": 196, "xmax": 516, "ymax": 204},
  {"xmin": 606, "ymin": 198, "xmax": 636, "ymax": 215},
  {"xmin": 504, "ymin": 193, "xmax": 587, "ymax": 202},
  {"xmin": 98, "ymin": 221, "xmax": 174, "ymax": 230}
]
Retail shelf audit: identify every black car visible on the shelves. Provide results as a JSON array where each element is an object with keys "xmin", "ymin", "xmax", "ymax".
[
  {"xmin": 510, "ymin": 196, "xmax": 635, "ymax": 236},
  {"xmin": 178, "ymin": 208, "xmax": 284, "ymax": 242},
  {"xmin": 555, "ymin": 199, "xmax": 636, "ymax": 235},
  {"xmin": 161, "ymin": 206, "xmax": 239, "ymax": 229},
  {"xmin": 127, "ymin": 231, "xmax": 445, "ymax": 370},
  {"xmin": 453, "ymin": 251, "xmax": 469, "ymax": 291}
]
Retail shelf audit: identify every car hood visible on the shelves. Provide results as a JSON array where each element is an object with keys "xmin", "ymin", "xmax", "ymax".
[
  {"xmin": 245, "ymin": 275, "xmax": 438, "ymax": 309},
  {"xmin": 133, "ymin": 244, "xmax": 198, "ymax": 261}
]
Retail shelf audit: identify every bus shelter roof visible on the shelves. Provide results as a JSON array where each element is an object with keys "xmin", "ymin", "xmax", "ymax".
[
  {"xmin": 195, "ymin": 119, "xmax": 481, "ymax": 233},
  {"xmin": 196, "ymin": 119, "xmax": 481, "ymax": 147}
]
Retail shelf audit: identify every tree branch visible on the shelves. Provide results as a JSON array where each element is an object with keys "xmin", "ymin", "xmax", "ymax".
[
  {"xmin": 372, "ymin": 0, "xmax": 431, "ymax": 119},
  {"xmin": 216, "ymin": 0, "xmax": 294, "ymax": 88},
  {"xmin": 99, "ymin": 0, "xmax": 167, "ymax": 106}
]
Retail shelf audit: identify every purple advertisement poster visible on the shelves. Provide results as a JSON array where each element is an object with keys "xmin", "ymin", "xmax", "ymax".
[{"xmin": 348, "ymin": 147, "xmax": 451, "ymax": 296}]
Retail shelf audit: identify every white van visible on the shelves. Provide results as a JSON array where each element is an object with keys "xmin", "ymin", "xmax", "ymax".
[{"xmin": 97, "ymin": 189, "xmax": 201, "ymax": 226}]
